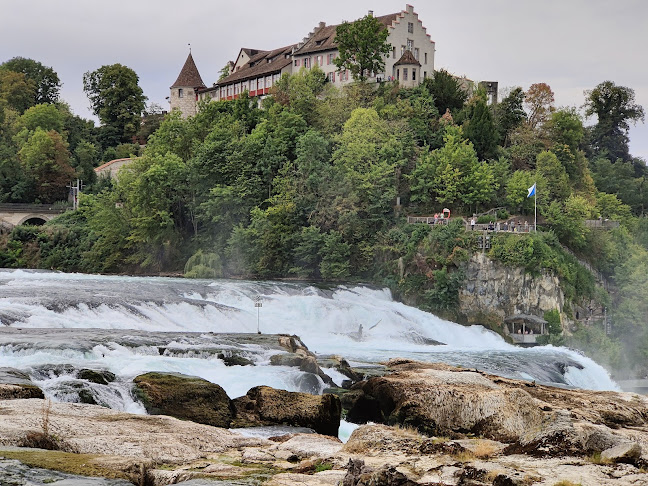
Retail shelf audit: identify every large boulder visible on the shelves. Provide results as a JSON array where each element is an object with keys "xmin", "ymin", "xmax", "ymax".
[
  {"xmin": 345, "ymin": 360, "xmax": 648, "ymax": 458},
  {"xmin": 0, "ymin": 367, "xmax": 44, "ymax": 399},
  {"xmin": 232, "ymin": 386, "xmax": 341, "ymax": 437},
  {"xmin": 132, "ymin": 372, "xmax": 234, "ymax": 427}
]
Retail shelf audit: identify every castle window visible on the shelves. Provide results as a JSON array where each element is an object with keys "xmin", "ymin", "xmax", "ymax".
[
  {"xmin": 412, "ymin": 69, "xmax": 416, "ymax": 81},
  {"xmin": 304, "ymin": 57, "xmax": 311, "ymax": 68},
  {"xmin": 178, "ymin": 88, "xmax": 184, "ymax": 98},
  {"xmin": 424, "ymin": 52, "xmax": 428, "ymax": 64},
  {"xmin": 392, "ymin": 47, "xmax": 396, "ymax": 59},
  {"xmin": 328, "ymin": 72, "xmax": 335, "ymax": 83},
  {"xmin": 403, "ymin": 68, "xmax": 408, "ymax": 81},
  {"xmin": 407, "ymin": 39, "xmax": 414, "ymax": 50},
  {"xmin": 295, "ymin": 59, "xmax": 300, "ymax": 67},
  {"xmin": 414, "ymin": 48, "xmax": 419, "ymax": 60},
  {"xmin": 408, "ymin": 22, "xmax": 414, "ymax": 33},
  {"xmin": 396, "ymin": 69, "xmax": 400, "ymax": 80}
]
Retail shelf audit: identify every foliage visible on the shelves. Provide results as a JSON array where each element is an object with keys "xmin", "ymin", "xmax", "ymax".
[
  {"xmin": 584, "ymin": 80, "xmax": 645, "ymax": 162},
  {"xmin": 495, "ymin": 87, "xmax": 526, "ymax": 145},
  {"xmin": 1, "ymin": 57, "xmax": 61, "ymax": 105},
  {"xmin": 184, "ymin": 250, "xmax": 222, "ymax": 278},
  {"xmin": 333, "ymin": 14, "xmax": 392, "ymax": 81},
  {"xmin": 524, "ymin": 83, "xmax": 554, "ymax": 129},
  {"xmin": 543, "ymin": 309, "xmax": 562, "ymax": 335},
  {"xmin": 421, "ymin": 69, "xmax": 467, "ymax": 116},
  {"xmin": 83, "ymin": 64, "xmax": 147, "ymax": 146}
]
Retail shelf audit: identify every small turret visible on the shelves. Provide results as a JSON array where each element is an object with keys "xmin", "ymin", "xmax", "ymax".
[
  {"xmin": 393, "ymin": 50, "xmax": 422, "ymax": 88},
  {"xmin": 170, "ymin": 50, "xmax": 206, "ymax": 118}
]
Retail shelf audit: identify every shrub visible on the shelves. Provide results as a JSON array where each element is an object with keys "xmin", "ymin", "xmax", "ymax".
[{"xmin": 184, "ymin": 250, "xmax": 222, "ymax": 278}]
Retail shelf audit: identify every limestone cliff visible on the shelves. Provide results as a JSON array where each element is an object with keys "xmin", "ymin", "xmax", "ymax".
[{"xmin": 458, "ymin": 252, "xmax": 565, "ymax": 325}]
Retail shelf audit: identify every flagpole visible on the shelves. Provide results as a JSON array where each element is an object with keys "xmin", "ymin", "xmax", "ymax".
[{"xmin": 534, "ymin": 182, "xmax": 537, "ymax": 232}]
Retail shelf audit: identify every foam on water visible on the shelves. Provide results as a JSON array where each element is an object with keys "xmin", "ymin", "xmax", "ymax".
[{"xmin": 0, "ymin": 270, "xmax": 620, "ymax": 410}]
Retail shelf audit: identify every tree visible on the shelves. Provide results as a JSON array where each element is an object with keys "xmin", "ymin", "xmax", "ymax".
[
  {"xmin": 1, "ymin": 57, "xmax": 61, "ymax": 105},
  {"xmin": 462, "ymin": 94, "xmax": 498, "ymax": 160},
  {"xmin": 0, "ymin": 69, "xmax": 35, "ymax": 113},
  {"xmin": 333, "ymin": 14, "xmax": 392, "ymax": 81},
  {"xmin": 584, "ymin": 80, "xmax": 645, "ymax": 161},
  {"xmin": 422, "ymin": 69, "xmax": 468, "ymax": 116},
  {"xmin": 524, "ymin": 83, "xmax": 554, "ymax": 129},
  {"xmin": 495, "ymin": 87, "xmax": 526, "ymax": 145},
  {"xmin": 18, "ymin": 128, "xmax": 74, "ymax": 203},
  {"xmin": 83, "ymin": 64, "xmax": 147, "ymax": 146}
]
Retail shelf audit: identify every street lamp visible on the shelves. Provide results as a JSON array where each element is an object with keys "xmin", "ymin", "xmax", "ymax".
[{"xmin": 254, "ymin": 296, "xmax": 263, "ymax": 334}]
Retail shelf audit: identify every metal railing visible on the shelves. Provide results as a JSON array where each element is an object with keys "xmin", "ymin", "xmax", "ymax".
[{"xmin": 0, "ymin": 203, "xmax": 69, "ymax": 213}]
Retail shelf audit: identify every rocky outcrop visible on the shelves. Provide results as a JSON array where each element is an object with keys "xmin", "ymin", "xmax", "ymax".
[
  {"xmin": 232, "ymin": 385, "xmax": 341, "ymax": 437},
  {"xmin": 346, "ymin": 359, "xmax": 648, "ymax": 464},
  {"xmin": 132, "ymin": 372, "xmax": 235, "ymax": 428},
  {"xmin": 0, "ymin": 368, "xmax": 44, "ymax": 399},
  {"xmin": 459, "ymin": 252, "xmax": 565, "ymax": 325}
]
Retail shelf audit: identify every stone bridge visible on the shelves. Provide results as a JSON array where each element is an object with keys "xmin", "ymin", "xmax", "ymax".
[{"xmin": 0, "ymin": 203, "xmax": 68, "ymax": 231}]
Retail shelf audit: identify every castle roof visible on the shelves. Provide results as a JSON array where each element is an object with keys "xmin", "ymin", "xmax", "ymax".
[
  {"xmin": 293, "ymin": 13, "xmax": 400, "ymax": 56},
  {"xmin": 394, "ymin": 49, "xmax": 421, "ymax": 67},
  {"xmin": 210, "ymin": 44, "xmax": 296, "ymax": 87},
  {"xmin": 171, "ymin": 52, "xmax": 206, "ymax": 89}
]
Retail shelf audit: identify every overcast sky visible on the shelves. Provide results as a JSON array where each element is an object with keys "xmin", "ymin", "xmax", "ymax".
[{"xmin": 2, "ymin": 0, "xmax": 647, "ymax": 160}]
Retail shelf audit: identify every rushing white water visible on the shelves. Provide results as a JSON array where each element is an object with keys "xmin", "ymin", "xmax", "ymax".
[{"xmin": 0, "ymin": 269, "xmax": 619, "ymax": 414}]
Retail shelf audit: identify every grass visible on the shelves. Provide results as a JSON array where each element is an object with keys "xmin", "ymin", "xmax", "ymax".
[
  {"xmin": 552, "ymin": 482, "xmax": 582, "ymax": 486},
  {"xmin": 0, "ymin": 449, "xmax": 133, "ymax": 482},
  {"xmin": 587, "ymin": 452, "xmax": 613, "ymax": 465}
]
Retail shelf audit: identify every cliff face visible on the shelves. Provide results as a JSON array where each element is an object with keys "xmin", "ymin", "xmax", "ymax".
[{"xmin": 458, "ymin": 252, "xmax": 565, "ymax": 325}]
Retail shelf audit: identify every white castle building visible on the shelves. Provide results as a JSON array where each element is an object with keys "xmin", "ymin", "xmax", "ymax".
[{"xmin": 170, "ymin": 5, "xmax": 435, "ymax": 117}]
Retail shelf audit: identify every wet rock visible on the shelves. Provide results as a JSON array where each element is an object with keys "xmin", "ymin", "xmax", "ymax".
[
  {"xmin": 78, "ymin": 369, "xmax": 116, "ymax": 385},
  {"xmin": 0, "ymin": 368, "xmax": 44, "ymax": 399},
  {"xmin": 217, "ymin": 352, "xmax": 255, "ymax": 366},
  {"xmin": 133, "ymin": 372, "xmax": 234, "ymax": 427},
  {"xmin": 232, "ymin": 385, "xmax": 341, "ymax": 436}
]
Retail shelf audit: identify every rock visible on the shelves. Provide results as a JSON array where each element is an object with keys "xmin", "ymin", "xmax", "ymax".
[
  {"xmin": 232, "ymin": 386, "xmax": 341, "ymax": 436},
  {"xmin": 458, "ymin": 252, "xmax": 565, "ymax": 324},
  {"xmin": 132, "ymin": 372, "xmax": 234, "ymax": 427},
  {"xmin": 345, "ymin": 359, "xmax": 648, "ymax": 459},
  {"xmin": 270, "ymin": 352, "xmax": 336, "ymax": 388},
  {"xmin": 78, "ymin": 369, "xmax": 116, "ymax": 385},
  {"xmin": 269, "ymin": 433, "xmax": 343, "ymax": 460},
  {"xmin": 0, "ymin": 368, "xmax": 44, "ymax": 399},
  {"xmin": 217, "ymin": 352, "xmax": 255, "ymax": 366},
  {"xmin": 341, "ymin": 458, "xmax": 418, "ymax": 486},
  {"xmin": 601, "ymin": 442, "xmax": 642, "ymax": 465}
]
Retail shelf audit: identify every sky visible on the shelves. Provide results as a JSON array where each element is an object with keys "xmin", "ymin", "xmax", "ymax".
[{"xmin": 2, "ymin": 0, "xmax": 647, "ymax": 160}]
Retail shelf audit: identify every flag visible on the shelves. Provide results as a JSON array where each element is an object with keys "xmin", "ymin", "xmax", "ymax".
[{"xmin": 527, "ymin": 183, "xmax": 536, "ymax": 198}]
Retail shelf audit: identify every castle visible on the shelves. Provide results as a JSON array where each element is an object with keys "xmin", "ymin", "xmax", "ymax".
[{"xmin": 170, "ymin": 5, "xmax": 435, "ymax": 117}]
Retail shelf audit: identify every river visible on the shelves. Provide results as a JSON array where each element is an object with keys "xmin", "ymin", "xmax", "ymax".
[{"xmin": 0, "ymin": 268, "xmax": 618, "ymax": 408}]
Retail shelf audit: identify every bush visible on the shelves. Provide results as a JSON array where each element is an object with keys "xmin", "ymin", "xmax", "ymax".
[
  {"xmin": 477, "ymin": 215, "xmax": 496, "ymax": 224},
  {"xmin": 496, "ymin": 209, "xmax": 510, "ymax": 220},
  {"xmin": 184, "ymin": 250, "xmax": 223, "ymax": 278}
]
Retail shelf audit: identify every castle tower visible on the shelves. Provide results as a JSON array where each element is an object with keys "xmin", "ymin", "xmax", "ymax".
[
  {"xmin": 393, "ymin": 50, "xmax": 422, "ymax": 89},
  {"xmin": 170, "ymin": 50, "xmax": 206, "ymax": 118}
]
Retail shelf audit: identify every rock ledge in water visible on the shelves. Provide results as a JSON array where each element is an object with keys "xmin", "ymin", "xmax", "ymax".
[{"xmin": 133, "ymin": 372, "xmax": 235, "ymax": 428}]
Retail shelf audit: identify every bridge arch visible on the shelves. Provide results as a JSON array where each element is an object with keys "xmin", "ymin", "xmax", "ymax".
[{"xmin": 17, "ymin": 215, "xmax": 50, "ymax": 226}]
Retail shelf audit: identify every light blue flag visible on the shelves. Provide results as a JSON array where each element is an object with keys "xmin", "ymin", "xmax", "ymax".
[{"xmin": 527, "ymin": 183, "xmax": 536, "ymax": 198}]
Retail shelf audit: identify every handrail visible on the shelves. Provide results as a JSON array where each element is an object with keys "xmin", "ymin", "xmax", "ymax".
[{"xmin": 0, "ymin": 203, "xmax": 69, "ymax": 213}]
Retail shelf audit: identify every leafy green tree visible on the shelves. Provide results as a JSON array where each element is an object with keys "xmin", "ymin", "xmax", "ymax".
[
  {"xmin": 16, "ymin": 103, "xmax": 65, "ymax": 133},
  {"xmin": 333, "ymin": 14, "xmax": 392, "ymax": 81},
  {"xmin": 0, "ymin": 69, "xmax": 36, "ymax": 113},
  {"xmin": 73, "ymin": 141, "xmax": 99, "ymax": 185},
  {"xmin": 535, "ymin": 151, "xmax": 570, "ymax": 201},
  {"xmin": 83, "ymin": 64, "xmax": 147, "ymax": 146},
  {"xmin": 18, "ymin": 128, "xmax": 74, "ymax": 202},
  {"xmin": 462, "ymin": 94, "xmax": 498, "ymax": 160},
  {"xmin": 584, "ymin": 80, "xmax": 645, "ymax": 161},
  {"xmin": 421, "ymin": 69, "xmax": 467, "ymax": 116},
  {"xmin": 505, "ymin": 170, "xmax": 539, "ymax": 214},
  {"xmin": 319, "ymin": 230, "xmax": 351, "ymax": 279},
  {"xmin": 1, "ymin": 57, "xmax": 61, "ymax": 105},
  {"xmin": 543, "ymin": 195, "xmax": 593, "ymax": 249},
  {"xmin": 271, "ymin": 66, "xmax": 327, "ymax": 124},
  {"xmin": 495, "ymin": 87, "xmax": 526, "ymax": 146},
  {"xmin": 410, "ymin": 125, "xmax": 492, "ymax": 212}
]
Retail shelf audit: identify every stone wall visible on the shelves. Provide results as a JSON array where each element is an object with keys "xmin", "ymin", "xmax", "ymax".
[
  {"xmin": 458, "ymin": 252, "xmax": 565, "ymax": 325},
  {"xmin": 169, "ymin": 86, "xmax": 197, "ymax": 118}
]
